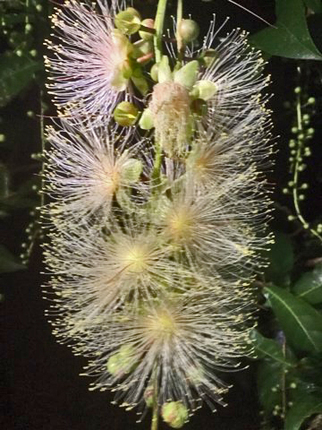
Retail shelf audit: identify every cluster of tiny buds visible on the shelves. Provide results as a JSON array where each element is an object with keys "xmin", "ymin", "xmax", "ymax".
[{"xmin": 282, "ymin": 86, "xmax": 321, "ymax": 236}]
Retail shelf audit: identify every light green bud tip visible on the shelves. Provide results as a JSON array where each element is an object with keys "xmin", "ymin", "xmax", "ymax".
[
  {"xmin": 174, "ymin": 60, "xmax": 199, "ymax": 89},
  {"xmin": 191, "ymin": 80, "xmax": 217, "ymax": 101},
  {"xmin": 178, "ymin": 19, "xmax": 200, "ymax": 43},
  {"xmin": 144, "ymin": 386, "xmax": 154, "ymax": 408},
  {"xmin": 139, "ymin": 18, "xmax": 154, "ymax": 40},
  {"xmin": 115, "ymin": 8, "xmax": 141, "ymax": 35},
  {"xmin": 139, "ymin": 108, "xmax": 154, "ymax": 130},
  {"xmin": 113, "ymin": 101, "xmax": 139, "ymax": 126},
  {"xmin": 107, "ymin": 344, "xmax": 136, "ymax": 376},
  {"xmin": 121, "ymin": 158, "xmax": 143, "ymax": 183},
  {"xmin": 162, "ymin": 401, "xmax": 189, "ymax": 428}
]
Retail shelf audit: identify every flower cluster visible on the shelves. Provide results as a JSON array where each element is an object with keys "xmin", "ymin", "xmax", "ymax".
[{"xmin": 43, "ymin": 1, "xmax": 273, "ymax": 428}]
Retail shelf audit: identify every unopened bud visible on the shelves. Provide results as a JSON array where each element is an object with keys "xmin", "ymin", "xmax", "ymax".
[
  {"xmin": 178, "ymin": 19, "xmax": 200, "ymax": 43},
  {"xmin": 107, "ymin": 344, "xmax": 137, "ymax": 376},
  {"xmin": 191, "ymin": 80, "xmax": 217, "ymax": 101},
  {"xmin": 139, "ymin": 18, "xmax": 154, "ymax": 40},
  {"xmin": 113, "ymin": 102, "xmax": 139, "ymax": 126},
  {"xmin": 162, "ymin": 401, "xmax": 188, "ymax": 428},
  {"xmin": 115, "ymin": 8, "xmax": 141, "ymax": 35}
]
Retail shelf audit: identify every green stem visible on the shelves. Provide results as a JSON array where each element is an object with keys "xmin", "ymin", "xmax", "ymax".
[
  {"xmin": 151, "ymin": 371, "xmax": 159, "ymax": 430},
  {"xmin": 154, "ymin": 0, "xmax": 168, "ymax": 63},
  {"xmin": 176, "ymin": 0, "xmax": 184, "ymax": 62},
  {"xmin": 152, "ymin": 141, "xmax": 162, "ymax": 187},
  {"xmin": 292, "ymin": 92, "xmax": 322, "ymax": 242}
]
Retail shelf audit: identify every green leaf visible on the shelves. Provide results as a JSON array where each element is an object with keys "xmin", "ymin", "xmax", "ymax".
[
  {"xmin": 257, "ymin": 360, "xmax": 284, "ymax": 414},
  {"xmin": 265, "ymin": 232, "xmax": 294, "ymax": 286},
  {"xmin": 285, "ymin": 395, "xmax": 322, "ymax": 430},
  {"xmin": 293, "ymin": 263, "xmax": 322, "ymax": 304},
  {"xmin": 250, "ymin": 0, "xmax": 322, "ymax": 60},
  {"xmin": 252, "ymin": 330, "xmax": 296, "ymax": 366},
  {"xmin": 265, "ymin": 285, "xmax": 322, "ymax": 353},
  {"xmin": 0, "ymin": 245, "xmax": 25, "ymax": 274},
  {"xmin": 304, "ymin": 0, "xmax": 322, "ymax": 13},
  {"xmin": 0, "ymin": 52, "xmax": 42, "ymax": 107}
]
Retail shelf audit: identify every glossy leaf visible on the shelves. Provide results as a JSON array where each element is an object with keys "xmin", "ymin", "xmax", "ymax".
[
  {"xmin": 257, "ymin": 360, "xmax": 284, "ymax": 414},
  {"xmin": 265, "ymin": 285, "xmax": 322, "ymax": 353},
  {"xmin": 293, "ymin": 263, "xmax": 322, "ymax": 304},
  {"xmin": 0, "ymin": 53, "xmax": 41, "ymax": 107},
  {"xmin": 250, "ymin": 0, "xmax": 322, "ymax": 60},
  {"xmin": 265, "ymin": 232, "xmax": 294, "ymax": 286},
  {"xmin": 0, "ymin": 245, "xmax": 25, "ymax": 274},
  {"xmin": 285, "ymin": 395, "xmax": 322, "ymax": 430},
  {"xmin": 252, "ymin": 330, "xmax": 296, "ymax": 367}
]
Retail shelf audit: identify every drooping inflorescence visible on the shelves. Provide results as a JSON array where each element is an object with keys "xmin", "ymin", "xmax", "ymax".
[{"xmin": 43, "ymin": 1, "xmax": 273, "ymax": 428}]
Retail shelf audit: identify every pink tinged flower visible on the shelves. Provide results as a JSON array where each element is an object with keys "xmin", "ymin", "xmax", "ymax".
[
  {"xmin": 44, "ymin": 0, "xmax": 132, "ymax": 124},
  {"xmin": 43, "ymin": 120, "xmax": 144, "ymax": 225}
]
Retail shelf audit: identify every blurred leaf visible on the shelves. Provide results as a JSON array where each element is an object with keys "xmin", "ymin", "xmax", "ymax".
[
  {"xmin": 250, "ymin": 0, "xmax": 322, "ymax": 60},
  {"xmin": 293, "ymin": 263, "xmax": 322, "ymax": 304},
  {"xmin": 265, "ymin": 232, "xmax": 294, "ymax": 286},
  {"xmin": 0, "ymin": 52, "xmax": 42, "ymax": 107},
  {"xmin": 284, "ymin": 395, "xmax": 322, "ymax": 430},
  {"xmin": 252, "ymin": 330, "xmax": 296, "ymax": 366},
  {"xmin": 257, "ymin": 360, "xmax": 284, "ymax": 414},
  {"xmin": 0, "ymin": 245, "xmax": 25, "ymax": 273},
  {"xmin": 0, "ymin": 163, "xmax": 10, "ymax": 198},
  {"xmin": 304, "ymin": 0, "xmax": 322, "ymax": 13},
  {"xmin": 265, "ymin": 285, "xmax": 322, "ymax": 353}
]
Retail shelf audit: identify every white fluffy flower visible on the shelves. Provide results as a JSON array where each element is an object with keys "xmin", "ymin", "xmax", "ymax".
[
  {"xmin": 43, "ymin": 120, "xmax": 144, "ymax": 225},
  {"xmin": 45, "ymin": 0, "xmax": 131, "ymax": 124},
  {"xmin": 75, "ymin": 292, "xmax": 254, "ymax": 417}
]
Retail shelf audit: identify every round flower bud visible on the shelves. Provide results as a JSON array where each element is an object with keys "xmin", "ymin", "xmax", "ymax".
[
  {"xmin": 178, "ymin": 19, "xmax": 200, "ymax": 43},
  {"xmin": 144, "ymin": 386, "xmax": 154, "ymax": 408},
  {"xmin": 139, "ymin": 18, "xmax": 154, "ymax": 40},
  {"xmin": 107, "ymin": 344, "xmax": 137, "ymax": 376},
  {"xmin": 161, "ymin": 401, "xmax": 189, "ymax": 428},
  {"xmin": 113, "ymin": 101, "xmax": 139, "ymax": 126},
  {"xmin": 115, "ymin": 8, "xmax": 141, "ymax": 35}
]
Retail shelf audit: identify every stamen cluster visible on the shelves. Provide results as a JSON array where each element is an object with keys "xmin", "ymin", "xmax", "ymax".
[{"xmin": 43, "ymin": 1, "xmax": 273, "ymax": 427}]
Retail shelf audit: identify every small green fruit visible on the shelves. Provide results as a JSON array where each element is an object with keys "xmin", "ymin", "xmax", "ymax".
[
  {"xmin": 178, "ymin": 19, "xmax": 200, "ymax": 43},
  {"xmin": 113, "ymin": 102, "xmax": 139, "ymax": 126}
]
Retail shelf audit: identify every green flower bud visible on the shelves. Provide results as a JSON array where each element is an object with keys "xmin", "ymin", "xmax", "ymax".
[
  {"xmin": 150, "ymin": 63, "xmax": 159, "ymax": 82},
  {"xmin": 107, "ymin": 344, "xmax": 137, "ymax": 376},
  {"xmin": 121, "ymin": 158, "xmax": 143, "ymax": 183},
  {"xmin": 174, "ymin": 60, "xmax": 199, "ymax": 89},
  {"xmin": 115, "ymin": 8, "xmax": 141, "ymax": 35},
  {"xmin": 132, "ymin": 39, "xmax": 153, "ymax": 59},
  {"xmin": 139, "ymin": 108, "xmax": 154, "ymax": 130},
  {"xmin": 162, "ymin": 401, "xmax": 189, "ymax": 428},
  {"xmin": 191, "ymin": 80, "xmax": 217, "ymax": 101},
  {"xmin": 144, "ymin": 386, "xmax": 154, "ymax": 408},
  {"xmin": 139, "ymin": 18, "xmax": 154, "ymax": 40},
  {"xmin": 178, "ymin": 19, "xmax": 200, "ymax": 43},
  {"xmin": 158, "ymin": 55, "xmax": 172, "ymax": 83},
  {"xmin": 113, "ymin": 101, "xmax": 139, "ymax": 126},
  {"xmin": 131, "ymin": 68, "xmax": 149, "ymax": 95}
]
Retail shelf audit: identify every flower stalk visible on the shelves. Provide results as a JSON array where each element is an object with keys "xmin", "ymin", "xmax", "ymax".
[{"xmin": 154, "ymin": 0, "xmax": 168, "ymax": 62}]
